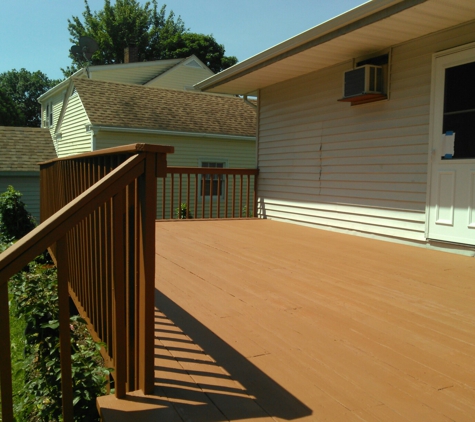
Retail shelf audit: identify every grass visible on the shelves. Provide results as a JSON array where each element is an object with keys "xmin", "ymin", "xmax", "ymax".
[
  {"xmin": 10, "ymin": 292, "xmax": 26, "ymax": 408},
  {"xmin": 0, "ymin": 294, "xmax": 26, "ymax": 422}
]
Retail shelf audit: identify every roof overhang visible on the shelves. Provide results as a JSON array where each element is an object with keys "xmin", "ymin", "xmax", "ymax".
[
  {"xmin": 87, "ymin": 125, "xmax": 255, "ymax": 142},
  {"xmin": 196, "ymin": 0, "xmax": 475, "ymax": 95}
]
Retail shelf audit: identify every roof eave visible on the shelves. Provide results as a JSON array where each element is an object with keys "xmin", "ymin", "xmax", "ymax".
[
  {"xmin": 87, "ymin": 125, "xmax": 255, "ymax": 142},
  {"xmin": 195, "ymin": 0, "xmax": 421, "ymax": 94}
]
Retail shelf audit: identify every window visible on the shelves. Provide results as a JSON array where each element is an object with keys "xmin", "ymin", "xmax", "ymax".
[
  {"xmin": 443, "ymin": 61, "xmax": 475, "ymax": 159},
  {"xmin": 200, "ymin": 162, "xmax": 226, "ymax": 198},
  {"xmin": 44, "ymin": 102, "xmax": 53, "ymax": 128},
  {"xmin": 49, "ymin": 102, "xmax": 53, "ymax": 127}
]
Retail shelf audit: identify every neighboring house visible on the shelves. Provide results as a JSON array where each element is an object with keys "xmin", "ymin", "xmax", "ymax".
[
  {"xmin": 51, "ymin": 77, "xmax": 255, "ymax": 161},
  {"xmin": 196, "ymin": 0, "xmax": 475, "ymax": 252},
  {"xmin": 38, "ymin": 55, "xmax": 216, "ymax": 152},
  {"xmin": 0, "ymin": 126, "xmax": 56, "ymax": 222}
]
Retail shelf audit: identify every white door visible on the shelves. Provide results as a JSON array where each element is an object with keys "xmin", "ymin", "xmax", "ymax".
[{"xmin": 427, "ymin": 46, "xmax": 475, "ymax": 246}]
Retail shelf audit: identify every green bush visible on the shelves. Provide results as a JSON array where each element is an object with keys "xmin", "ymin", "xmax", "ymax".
[
  {"xmin": 9, "ymin": 262, "xmax": 109, "ymax": 421},
  {"xmin": 0, "ymin": 185, "xmax": 36, "ymax": 242}
]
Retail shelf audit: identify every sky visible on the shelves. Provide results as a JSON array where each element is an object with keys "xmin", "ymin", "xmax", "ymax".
[{"xmin": 0, "ymin": 0, "xmax": 366, "ymax": 81}]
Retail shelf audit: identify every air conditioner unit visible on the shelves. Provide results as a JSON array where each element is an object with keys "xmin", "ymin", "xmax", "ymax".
[{"xmin": 343, "ymin": 65, "xmax": 383, "ymax": 98}]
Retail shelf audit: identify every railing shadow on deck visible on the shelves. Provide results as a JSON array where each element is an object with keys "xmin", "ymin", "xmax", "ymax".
[
  {"xmin": 98, "ymin": 289, "xmax": 312, "ymax": 420},
  {"xmin": 154, "ymin": 289, "xmax": 312, "ymax": 420}
]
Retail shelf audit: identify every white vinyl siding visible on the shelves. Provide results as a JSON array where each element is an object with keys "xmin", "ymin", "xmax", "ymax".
[
  {"xmin": 258, "ymin": 20, "xmax": 475, "ymax": 242},
  {"xmin": 88, "ymin": 59, "xmax": 182, "ymax": 85},
  {"xmin": 0, "ymin": 173, "xmax": 41, "ymax": 222},
  {"xmin": 56, "ymin": 93, "xmax": 92, "ymax": 157},
  {"xmin": 145, "ymin": 64, "xmax": 214, "ymax": 91}
]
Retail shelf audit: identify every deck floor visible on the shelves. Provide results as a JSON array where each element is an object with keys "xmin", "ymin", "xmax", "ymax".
[{"xmin": 101, "ymin": 219, "xmax": 475, "ymax": 421}]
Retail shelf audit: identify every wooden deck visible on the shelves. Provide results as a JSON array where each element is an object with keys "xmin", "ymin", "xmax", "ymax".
[{"xmin": 99, "ymin": 219, "xmax": 475, "ymax": 421}]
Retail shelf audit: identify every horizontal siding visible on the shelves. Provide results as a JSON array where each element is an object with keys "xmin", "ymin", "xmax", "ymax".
[
  {"xmin": 0, "ymin": 174, "xmax": 41, "ymax": 222},
  {"xmin": 57, "ymin": 94, "xmax": 92, "ymax": 157},
  {"xmin": 258, "ymin": 21, "xmax": 475, "ymax": 242},
  {"xmin": 146, "ymin": 65, "xmax": 214, "ymax": 90},
  {"xmin": 96, "ymin": 131, "xmax": 256, "ymax": 218}
]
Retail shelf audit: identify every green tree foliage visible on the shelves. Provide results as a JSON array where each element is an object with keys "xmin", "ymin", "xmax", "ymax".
[
  {"xmin": 0, "ymin": 185, "xmax": 36, "ymax": 242},
  {"xmin": 0, "ymin": 69, "xmax": 61, "ymax": 127},
  {"xmin": 0, "ymin": 88, "xmax": 25, "ymax": 126},
  {"xmin": 64, "ymin": 0, "xmax": 238, "ymax": 76}
]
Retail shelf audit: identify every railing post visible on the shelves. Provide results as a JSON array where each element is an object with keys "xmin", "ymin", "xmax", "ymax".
[
  {"xmin": 57, "ymin": 236, "xmax": 74, "ymax": 421},
  {"xmin": 0, "ymin": 282, "xmax": 14, "ymax": 422},
  {"xmin": 112, "ymin": 190, "xmax": 127, "ymax": 398},
  {"xmin": 137, "ymin": 152, "xmax": 157, "ymax": 394}
]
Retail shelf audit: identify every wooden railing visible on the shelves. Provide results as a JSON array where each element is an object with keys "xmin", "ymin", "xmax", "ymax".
[
  {"xmin": 159, "ymin": 167, "xmax": 259, "ymax": 219},
  {"xmin": 0, "ymin": 144, "xmax": 173, "ymax": 422}
]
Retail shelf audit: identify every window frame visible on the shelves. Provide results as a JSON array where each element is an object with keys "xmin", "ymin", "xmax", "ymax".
[{"xmin": 199, "ymin": 160, "xmax": 227, "ymax": 201}]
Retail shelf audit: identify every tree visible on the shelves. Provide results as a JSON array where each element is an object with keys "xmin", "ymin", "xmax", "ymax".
[
  {"xmin": 0, "ymin": 88, "xmax": 24, "ymax": 126},
  {"xmin": 64, "ymin": 0, "xmax": 237, "ymax": 76},
  {"xmin": 0, "ymin": 69, "xmax": 61, "ymax": 127},
  {"xmin": 157, "ymin": 32, "xmax": 238, "ymax": 73}
]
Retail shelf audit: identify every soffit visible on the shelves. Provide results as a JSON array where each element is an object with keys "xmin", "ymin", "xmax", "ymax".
[{"xmin": 198, "ymin": 0, "xmax": 475, "ymax": 95}]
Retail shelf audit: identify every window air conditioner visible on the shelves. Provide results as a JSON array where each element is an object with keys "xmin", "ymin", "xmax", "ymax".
[{"xmin": 343, "ymin": 65, "xmax": 383, "ymax": 98}]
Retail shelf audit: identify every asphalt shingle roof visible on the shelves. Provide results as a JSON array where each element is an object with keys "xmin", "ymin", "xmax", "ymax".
[
  {"xmin": 73, "ymin": 78, "xmax": 256, "ymax": 138},
  {"xmin": 0, "ymin": 126, "xmax": 56, "ymax": 172}
]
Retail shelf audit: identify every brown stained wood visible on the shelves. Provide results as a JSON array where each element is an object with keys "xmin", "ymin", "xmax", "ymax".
[
  {"xmin": 112, "ymin": 191, "xmax": 127, "ymax": 398},
  {"xmin": 153, "ymin": 220, "xmax": 475, "ymax": 422},
  {"xmin": 0, "ymin": 154, "xmax": 146, "ymax": 284},
  {"xmin": 57, "ymin": 237, "xmax": 74, "ymax": 421},
  {"xmin": 170, "ymin": 174, "xmax": 174, "ymax": 219},
  {"xmin": 137, "ymin": 154, "xmax": 157, "ymax": 394}
]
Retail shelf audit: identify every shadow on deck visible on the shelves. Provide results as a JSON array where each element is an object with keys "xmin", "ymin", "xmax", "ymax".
[{"xmin": 98, "ymin": 289, "xmax": 311, "ymax": 421}]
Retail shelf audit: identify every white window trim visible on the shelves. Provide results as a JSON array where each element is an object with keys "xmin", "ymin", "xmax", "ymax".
[{"xmin": 199, "ymin": 159, "xmax": 228, "ymax": 201}]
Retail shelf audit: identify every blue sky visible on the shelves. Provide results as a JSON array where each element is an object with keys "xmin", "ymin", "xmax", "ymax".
[{"xmin": 0, "ymin": 0, "xmax": 366, "ymax": 80}]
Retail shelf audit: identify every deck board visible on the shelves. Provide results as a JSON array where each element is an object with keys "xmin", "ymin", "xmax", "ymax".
[
  {"xmin": 152, "ymin": 219, "xmax": 475, "ymax": 421},
  {"xmin": 97, "ymin": 219, "xmax": 475, "ymax": 421}
]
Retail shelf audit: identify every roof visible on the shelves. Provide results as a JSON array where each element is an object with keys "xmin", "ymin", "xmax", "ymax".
[
  {"xmin": 39, "ymin": 55, "xmax": 212, "ymax": 102},
  {"xmin": 196, "ymin": 0, "xmax": 475, "ymax": 95},
  {"xmin": 0, "ymin": 126, "xmax": 56, "ymax": 172},
  {"xmin": 72, "ymin": 78, "xmax": 256, "ymax": 139}
]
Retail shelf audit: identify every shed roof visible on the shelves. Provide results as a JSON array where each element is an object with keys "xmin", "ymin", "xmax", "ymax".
[
  {"xmin": 196, "ymin": 0, "xmax": 475, "ymax": 95},
  {"xmin": 0, "ymin": 126, "xmax": 56, "ymax": 172},
  {"xmin": 72, "ymin": 78, "xmax": 256, "ymax": 138}
]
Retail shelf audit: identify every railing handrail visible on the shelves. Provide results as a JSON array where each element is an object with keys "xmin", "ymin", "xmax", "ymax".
[
  {"xmin": 39, "ymin": 143, "xmax": 173, "ymax": 165},
  {"xmin": 167, "ymin": 166, "xmax": 259, "ymax": 176},
  {"xmin": 0, "ymin": 154, "xmax": 144, "ymax": 286}
]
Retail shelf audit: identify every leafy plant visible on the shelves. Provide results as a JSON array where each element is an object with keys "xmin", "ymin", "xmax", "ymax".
[
  {"xmin": 0, "ymin": 185, "xmax": 36, "ymax": 242},
  {"xmin": 9, "ymin": 261, "xmax": 109, "ymax": 421},
  {"xmin": 175, "ymin": 202, "xmax": 193, "ymax": 219}
]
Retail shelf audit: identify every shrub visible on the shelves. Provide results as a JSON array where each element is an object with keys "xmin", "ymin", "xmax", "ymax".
[
  {"xmin": 0, "ymin": 185, "xmax": 36, "ymax": 242},
  {"xmin": 9, "ymin": 262, "xmax": 109, "ymax": 421}
]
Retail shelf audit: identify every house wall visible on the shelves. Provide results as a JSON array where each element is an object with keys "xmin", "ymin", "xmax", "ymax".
[
  {"xmin": 146, "ymin": 63, "xmax": 213, "ymax": 91},
  {"xmin": 42, "ymin": 89, "xmax": 65, "ymax": 152},
  {"xmin": 257, "ymin": 20, "xmax": 475, "ymax": 242},
  {"xmin": 0, "ymin": 172, "xmax": 41, "ymax": 222},
  {"xmin": 56, "ymin": 92, "xmax": 92, "ymax": 157},
  {"xmin": 96, "ymin": 131, "xmax": 256, "ymax": 218}
]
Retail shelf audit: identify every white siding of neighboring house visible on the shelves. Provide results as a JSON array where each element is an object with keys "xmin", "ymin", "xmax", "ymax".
[
  {"xmin": 257, "ymin": 20, "xmax": 475, "ymax": 242},
  {"xmin": 42, "ymin": 89, "xmax": 65, "ymax": 152},
  {"xmin": 145, "ymin": 62, "xmax": 214, "ymax": 91},
  {"xmin": 56, "ymin": 92, "xmax": 92, "ymax": 157},
  {"xmin": 0, "ymin": 172, "xmax": 41, "ymax": 222},
  {"xmin": 96, "ymin": 131, "xmax": 256, "ymax": 218},
  {"xmin": 87, "ymin": 60, "xmax": 182, "ymax": 85}
]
